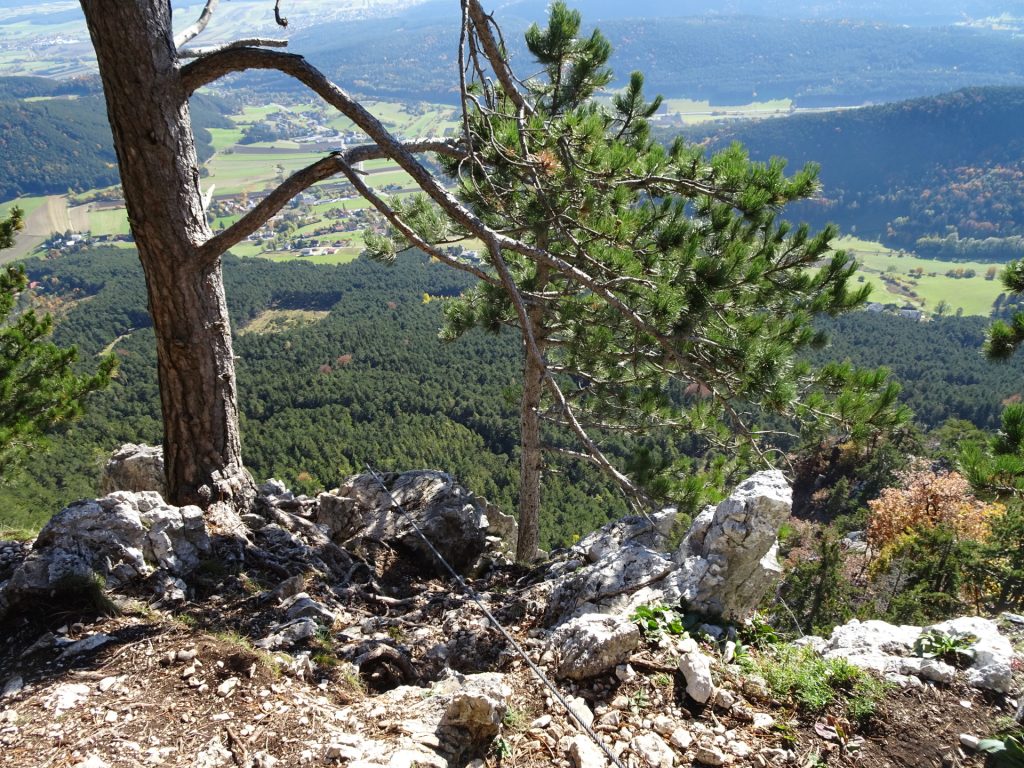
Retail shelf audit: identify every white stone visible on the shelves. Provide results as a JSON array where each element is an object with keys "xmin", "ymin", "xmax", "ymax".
[
  {"xmin": 570, "ymin": 734, "xmax": 609, "ymax": 768},
  {"xmin": 531, "ymin": 714, "xmax": 552, "ymax": 729},
  {"xmin": 97, "ymin": 676, "xmax": 121, "ymax": 692},
  {"xmin": 630, "ymin": 732, "xmax": 675, "ymax": 767},
  {"xmin": 679, "ymin": 649, "xmax": 715, "ymax": 704},
  {"xmin": 900, "ymin": 657, "xmax": 956, "ymax": 685},
  {"xmin": 550, "ymin": 614, "xmax": 641, "ymax": 680},
  {"xmin": 669, "ymin": 728, "xmax": 693, "ymax": 750},
  {"xmin": 960, "ymin": 734, "xmax": 980, "ymax": 750},
  {"xmin": 652, "ymin": 714, "xmax": 674, "ymax": 736},
  {"xmin": 565, "ymin": 696, "xmax": 594, "ymax": 731},
  {"xmin": 100, "ymin": 443, "xmax": 165, "ymax": 496},
  {"xmin": 44, "ymin": 683, "xmax": 90, "ymax": 713},
  {"xmin": 713, "ymin": 688, "xmax": 736, "ymax": 710},
  {"xmin": 216, "ymin": 677, "xmax": 239, "ymax": 698},
  {"xmin": 928, "ymin": 616, "xmax": 1015, "ymax": 693},
  {"xmin": 730, "ymin": 740, "xmax": 753, "ymax": 758}
]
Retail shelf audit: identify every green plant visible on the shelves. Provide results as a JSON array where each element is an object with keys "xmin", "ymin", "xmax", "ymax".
[
  {"xmin": 740, "ymin": 613, "xmax": 783, "ymax": 648},
  {"xmin": 913, "ymin": 629, "xmax": 977, "ymax": 667},
  {"xmin": 653, "ymin": 673, "xmax": 672, "ymax": 687},
  {"xmin": 630, "ymin": 604, "xmax": 687, "ymax": 640},
  {"xmin": 745, "ymin": 643, "xmax": 889, "ymax": 723},
  {"xmin": 502, "ymin": 706, "xmax": 528, "ymax": 732},
  {"xmin": 493, "ymin": 736, "xmax": 512, "ymax": 761},
  {"xmin": 979, "ymin": 735, "xmax": 1024, "ymax": 768},
  {"xmin": 630, "ymin": 688, "xmax": 650, "ymax": 711},
  {"xmin": 772, "ymin": 720, "xmax": 799, "ymax": 749}
]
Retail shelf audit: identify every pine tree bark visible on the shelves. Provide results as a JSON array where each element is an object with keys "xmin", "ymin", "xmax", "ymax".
[
  {"xmin": 516, "ymin": 265, "xmax": 550, "ymax": 562},
  {"xmin": 517, "ymin": 346, "xmax": 544, "ymax": 562},
  {"xmin": 81, "ymin": 0, "xmax": 254, "ymax": 511}
]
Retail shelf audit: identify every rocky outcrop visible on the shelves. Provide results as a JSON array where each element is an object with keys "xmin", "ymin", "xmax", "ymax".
[
  {"xmin": 819, "ymin": 616, "xmax": 1015, "ymax": 692},
  {"xmin": 0, "ymin": 491, "xmax": 209, "ymax": 615},
  {"xmin": 317, "ymin": 470, "xmax": 516, "ymax": 574},
  {"xmin": 545, "ymin": 471, "xmax": 792, "ymax": 625},
  {"xmin": 99, "ymin": 443, "xmax": 165, "ymax": 496},
  {"xmin": 675, "ymin": 471, "xmax": 791, "ymax": 619}
]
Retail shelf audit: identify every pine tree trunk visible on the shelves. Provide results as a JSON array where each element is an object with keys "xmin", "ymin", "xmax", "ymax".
[
  {"xmin": 516, "ymin": 348, "xmax": 544, "ymax": 562},
  {"xmin": 516, "ymin": 265, "xmax": 550, "ymax": 562},
  {"xmin": 81, "ymin": 0, "xmax": 254, "ymax": 511}
]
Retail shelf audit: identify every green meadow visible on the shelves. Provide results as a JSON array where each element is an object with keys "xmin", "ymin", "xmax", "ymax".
[{"xmin": 837, "ymin": 236, "xmax": 1004, "ymax": 317}]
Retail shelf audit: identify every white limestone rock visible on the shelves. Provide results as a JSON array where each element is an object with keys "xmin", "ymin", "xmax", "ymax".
[
  {"xmin": 822, "ymin": 619, "xmax": 921, "ymax": 674},
  {"xmin": 573, "ymin": 509, "xmax": 679, "ymax": 564},
  {"xmin": 546, "ymin": 545, "xmax": 676, "ymax": 621},
  {"xmin": 674, "ymin": 470, "xmax": 792, "ymax": 620},
  {"xmin": 630, "ymin": 732, "xmax": 675, "ymax": 768},
  {"xmin": 0, "ymin": 491, "xmax": 209, "ymax": 616},
  {"xmin": 928, "ymin": 616, "xmax": 1015, "ymax": 693},
  {"xmin": 549, "ymin": 613, "xmax": 641, "ymax": 680},
  {"xmin": 900, "ymin": 657, "xmax": 956, "ymax": 685},
  {"xmin": 570, "ymin": 734, "xmax": 609, "ymax": 768},
  {"xmin": 100, "ymin": 443, "xmax": 165, "ymax": 496},
  {"xmin": 679, "ymin": 648, "xmax": 715, "ymax": 704},
  {"xmin": 565, "ymin": 695, "xmax": 595, "ymax": 731},
  {"xmin": 318, "ymin": 470, "xmax": 508, "ymax": 573}
]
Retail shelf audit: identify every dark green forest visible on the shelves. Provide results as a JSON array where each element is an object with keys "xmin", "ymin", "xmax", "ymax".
[
  {"xmin": 689, "ymin": 87, "xmax": 1024, "ymax": 261},
  {"xmin": 0, "ymin": 77, "xmax": 233, "ymax": 200},
  {"xmin": 5, "ymin": 247, "xmax": 1024, "ymax": 545},
  {"xmin": 3, "ymin": 248, "xmax": 626, "ymax": 545}
]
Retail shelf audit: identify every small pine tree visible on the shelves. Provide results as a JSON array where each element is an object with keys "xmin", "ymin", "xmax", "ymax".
[{"xmin": 0, "ymin": 207, "xmax": 116, "ymax": 473}]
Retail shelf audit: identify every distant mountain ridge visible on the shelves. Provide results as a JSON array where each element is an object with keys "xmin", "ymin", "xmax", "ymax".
[
  {"xmin": 689, "ymin": 86, "xmax": 1024, "ymax": 259},
  {"xmin": 292, "ymin": 11, "xmax": 1024, "ymax": 104}
]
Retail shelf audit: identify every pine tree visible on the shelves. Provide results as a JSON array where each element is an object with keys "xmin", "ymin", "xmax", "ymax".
[
  {"xmin": 369, "ymin": 2, "xmax": 907, "ymax": 561},
  {"xmin": 0, "ymin": 207, "xmax": 115, "ymax": 473},
  {"xmin": 986, "ymin": 260, "xmax": 1024, "ymax": 358}
]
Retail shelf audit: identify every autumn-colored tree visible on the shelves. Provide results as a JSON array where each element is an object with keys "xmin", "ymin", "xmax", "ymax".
[{"xmin": 867, "ymin": 466, "xmax": 1001, "ymax": 548}]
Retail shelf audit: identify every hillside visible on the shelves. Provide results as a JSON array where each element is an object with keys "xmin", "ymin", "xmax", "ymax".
[
  {"xmin": 688, "ymin": 87, "xmax": 1024, "ymax": 261},
  {"xmin": 0, "ymin": 467, "xmax": 1019, "ymax": 768},
  {"xmin": 0, "ymin": 78, "xmax": 233, "ymax": 200}
]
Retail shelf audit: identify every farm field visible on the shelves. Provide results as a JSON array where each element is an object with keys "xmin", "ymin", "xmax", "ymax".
[
  {"xmin": 656, "ymin": 97, "xmax": 794, "ymax": 124},
  {"xmin": 837, "ymin": 236, "xmax": 1005, "ymax": 317},
  {"xmin": 239, "ymin": 309, "xmax": 331, "ymax": 335}
]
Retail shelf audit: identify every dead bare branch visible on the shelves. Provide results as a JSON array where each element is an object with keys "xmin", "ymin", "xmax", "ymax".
[
  {"xmin": 464, "ymin": 0, "xmax": 533, "ymax": 116},
  {"xmin": 179, "ymin": 38, "xmax": 288, "ymax": 58},
  {"xmin": 173, "ymin": 0, "xmax": 219, "ymax": 50}
]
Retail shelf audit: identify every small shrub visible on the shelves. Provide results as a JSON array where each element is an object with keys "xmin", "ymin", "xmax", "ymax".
[
  {"xmin": 630, "ymin": 604, "xmax": 687, "ymax": 640},
  {"xmin": 913, "ymin": 629, "xmax": 977, "ymax": 667},
  {"xmin": 742, "ymin": 643, "xmax": 889, "ymax": 724}
]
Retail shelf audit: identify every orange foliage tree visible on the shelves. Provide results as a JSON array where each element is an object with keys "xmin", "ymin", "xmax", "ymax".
[{"xmin": 867, "ymin": 466, "xmax": 1003, "ymax": 548}]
